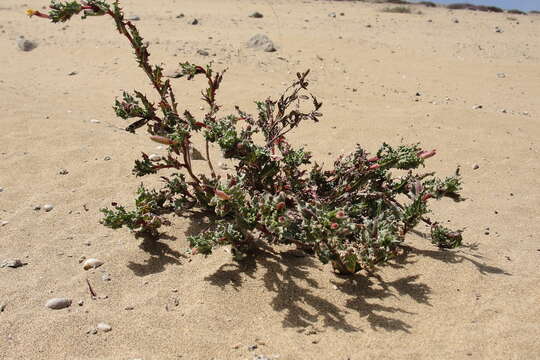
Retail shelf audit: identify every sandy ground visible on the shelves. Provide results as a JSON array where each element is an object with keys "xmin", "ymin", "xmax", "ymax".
[{"xmin": 1, "ymin": 0, "xmax": 539, "ymax": 359}]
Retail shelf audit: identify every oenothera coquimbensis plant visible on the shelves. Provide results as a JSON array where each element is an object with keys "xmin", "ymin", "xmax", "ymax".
[{"xmin": 28, "ymin": 0, "xmax": 464, "ymax": 275}]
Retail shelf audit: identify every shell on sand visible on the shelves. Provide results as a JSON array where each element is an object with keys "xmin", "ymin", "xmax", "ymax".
[
  {"xmin": 82, "ymin": 258, "xmax": 104, "ymax": 270},
  {"xmin": 45, "ymin": 298, "xmax": 72, "ymax": 310}
]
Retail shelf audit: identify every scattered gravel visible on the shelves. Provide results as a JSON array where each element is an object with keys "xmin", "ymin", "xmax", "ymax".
[{"xmin": 45, "ymin": 298, "xmax": 72, "ymax": 310}]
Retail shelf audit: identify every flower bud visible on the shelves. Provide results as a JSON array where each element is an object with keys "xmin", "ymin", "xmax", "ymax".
[
  {"xmin": 275, "ymin": 202, "xmax": 286, "ymax": 210},
  {"xmin": 330, "ymin": 223, "xmax": 339, "ymax": 230},
  {"xmin": 336, "ymin": 210, "xmax": 346, "ymax": 219}
]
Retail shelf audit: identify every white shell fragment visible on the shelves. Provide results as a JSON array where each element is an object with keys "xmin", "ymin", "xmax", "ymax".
[
  {"xmin": 97, "ymin": 322, "xmax": 112, "ymax": 332},
  {"xmin": 82, "ymin": 258, "xmax": 104, "ymax": 270},
  {"xmin": 45, "ymin": 298, "xmax": 72, "ymax": 310},
  {"xmin": 148, "ymin": 154, "xmax": 162, "ymax": 162}
]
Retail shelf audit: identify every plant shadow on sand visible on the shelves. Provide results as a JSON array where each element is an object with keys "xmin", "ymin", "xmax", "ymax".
[
  {"xmin": 203, "ymin": 231, "xmax": 510, "ymax": 333},
  {"xmin": 126, "ymin": 232, "xmax": 187, "ymax": 276}
]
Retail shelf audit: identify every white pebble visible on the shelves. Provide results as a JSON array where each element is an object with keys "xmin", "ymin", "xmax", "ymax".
[
  {"xmin": 90, "ymin": 119, "xmax": 100, "ymax": 124},
  {"xmin": 218, "ymin": 162, "xmax": 228, "ymax": 170},
  {"xmin": 82, "ymin": 258, "xmax": 104, "ymax": 270},
  {"xmin": 43, "ymin": 204, "xmax": 54, "ymax": 212},
  {"xmin": 0, "ymin": 221, "xmax": 8, "ymax": 227},
  {"xmin": 148, "ymin": 154, "xmax": 161, "ymax": 162},
  {"xmin": 0, "ymin": 187, "xmax": 3, "ymax": 192},
  {"xmin": 45, "ymin": 298, "xmax": 72, "ymax": 310},
  {"xmin": 97, "ymin": 322, "xmax": 112, "ymax": 332}
]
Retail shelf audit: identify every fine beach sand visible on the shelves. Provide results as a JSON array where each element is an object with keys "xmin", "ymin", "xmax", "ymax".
[{"xmin": 1, "ymin": 0, "xmax": 539, "ymax": 359}]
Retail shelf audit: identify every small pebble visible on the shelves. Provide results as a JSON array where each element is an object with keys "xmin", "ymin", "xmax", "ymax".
[
  {"xmin": 16, "ymin": 36, "xmax": 37, "ymax": 51},
  {"xmin": 33, "ymin": 205, "xmax": 41, "ymax": 211},
  {"xmin": 497, "ymin": 73, "xmax": 506, "ymax": 78},
  {"xmin": 97, "ymin": 322, "xmax": 112, "ymax": 332},
  {"xmin": 67, "ymin": 71, "xmax": 77, "ymax": 76},
  {"xmin": 472, "ymin": 164, "xmax": 479, "ymax": 170},
  {"xmin": 45, "ymin": 298, "xmax": 72, "ymax": 310},
  {"xmin": 104, "ymin": 156, "xmax": 112, "ymax": 161},
  {"xmin": 196, "ymin": 49, "xmax": 209, "ymax": 56},
  {"xmin": 58, "ymin": 169, "xmax": 69, "ymax": 175},
  {"xmin": 0, "ymin": 221, "xmax": 8, "ymax": 227},
  {"xmin": 78, "ymin": 300, "xmax": 84, "ymax": 306},
  {"xmin": 125, "ymin": 306, "xmax": 135, "ymax": 310},
  {"xmin": 218, "ymin": 162, "xmax": 228, "ymax": 170},
  {"xmin": 43, "ymin": 204, "xmax": 54, "ymax": 212},
  {"xmin": 1, "ymin": 259, "xmax": 25, "ymax": 268},
  {"xmin": 176, "ymin": 13, "xmax": 185, "ymax": 18},
  {"xmin": 127, "ymin": 15, "xmax": 140, "ymax": 21},
  {"xmin": 148, "ymin": 154, "xmax": 161, "ymax": 162},
  {"xmin": 90, "ymin": 119, "xmax": 100, "ymax": 124},
  {"xmin": 101, "ymin": 273, "xmax": 111, "ymax": 282},
  {"xmin": 82, "ymin": 258, "xmax": 104, "ymax": 270},
  {"xmin": 83, "ymin": 241, "xmax": 91, "ymax": 246},
  {"xmin": 472, "ymin": 105, "xmax": 483, "ymax": 110},
  {"xmin": 187, "ymin": 18, "xmax": 199, "ymax": 25},
  {"xmin": 249, "ymin": 11, "xmax": 264, "ymax": 18},
  {"xmin": 248, "ymin": 344, "xmax": 258, "ymax": 351},
  {"xmin": 0, "ymin": 303, "xmax": 6, "ymax": 312},
  {"xmin": 0, "ymin": 187, "xmax": 3, "ymax": 192}
]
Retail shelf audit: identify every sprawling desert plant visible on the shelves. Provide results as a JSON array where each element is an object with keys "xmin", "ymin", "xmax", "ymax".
[{"xmin": 28, "ymin": 0, "xmax": 464, "ymax": 274}]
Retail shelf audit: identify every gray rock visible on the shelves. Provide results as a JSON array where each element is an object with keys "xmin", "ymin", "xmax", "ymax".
[
  {"xmin": 328, "ymin": 12, "xmax": 336, "ymax": 18},
  {"xmin": 249, "ymin": 11, "xmax": 264, "ymax": 18},
  {"xmin": 497, "ymin": 73, "xmax": 506, "ymax": 78},
  {"xmin": 16, "ymin": 36, "xmax": 37, "ymax": 52},
  {"xmin": 187, "ymin": 18, "xmax": 199, "ymax": 25},
  {"xmin": 196, "ymin": 49, "xmax": 209, "ymax": 56},
  {"xmin": 97, "ymin": 322, "xmax": 112, "ymax": 332},
  {"xmin": 45, "ymin": 298, "xmax": 72, "ymax": 310},
  {"xmin": 247, "ymin": 34, "xmax": 276, "ymax": 52},
  {"xmin": 104, "ymin": 156, "xmax": 112, "ymax": 161},
  {"xmin": 1, "ymin": 259, "xmax": 25, "ymax": 268},
  {"xmin": 43, "ymin": 204, "xmax": 54, "ymax": 212},
  {"xmin": 127, "ymin": 15, "xmax": 140, "ymax": 21}
]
